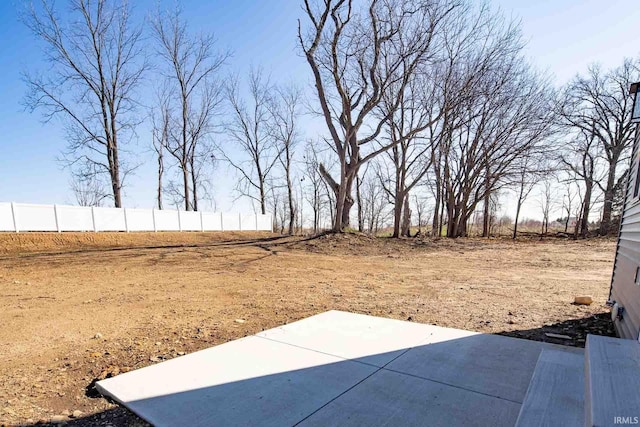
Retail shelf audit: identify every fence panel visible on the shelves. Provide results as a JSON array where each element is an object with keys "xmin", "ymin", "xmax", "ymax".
[
  {"xmin": 201, "ymin": 212, "xmax": 222, "ymax": 231},
  {"xmin": 256, "ymin": 214, "xmax": 272, "ymax": 231},
  {"xmin": 126, "ymin": 208, "xmax": 154, "ymax": 232},
  {"xmin": 0, "ymin": 203, "xmax": 14, "ymax": 231},
  {"xmin": 154, "ymin": 209, "xmax": 180, "ymax": 231},
  {"xmin": 93, "ymin": 207, "xmax": 126, "ymax": 231},
  {"xmin": 180, "ymin": 211, "xmax": 201, "ymax": 231},
  {"xmin": 222, "ymin": 213, "xmax": 240, "ymax": 231},
  {"xmin": 15, "ymin": 203, "xmax": 57, "ymax": 231},
  {"xmin": 0, "ymin": 202, "xmax": 272, "ymax": 233},
  {"xmin": 57, "ymin": 205, "xmax": 94, "ymax": 232},
  {"xmin": 241, "ymin": 214, "xmax": 258, "ymax": 231}
]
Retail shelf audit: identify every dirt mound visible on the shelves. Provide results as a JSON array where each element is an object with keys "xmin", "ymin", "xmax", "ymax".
[
  {"xmin": 286, "ymin": 232, "xmax": 521, "ymax": 256},
  {"xmin": 0, "ymin": 231, "xmax": 274, "ymax": 256}
]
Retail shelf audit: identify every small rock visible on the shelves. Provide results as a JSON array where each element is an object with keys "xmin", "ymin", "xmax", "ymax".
[
  {"xmin": 234, "ymin": 319, "xmax": 246, "ymax": 324},
  {"xmin": 574, "ymin": 296, "xmax": 593, "ymax": 305},
  {"xmin": 71, "ymin": 410, "xmax": 83, "ymax": 418},
  {"xmin": 545, "ymin": 332, "xmax": 572, "ymax": 340},
  {"xmin": 61, "ymin": 410, "xmax": 71, "ymax": 416},
  {"xmin": 155, "ymin": 341, "xmax": 162, "ymax": 346},
  {"xmin": 149, "ymin": 356, "xmax": 161, "ymax": 362},
  {"xmin": 50, "ymin": 414, "xmax": 68, "ymax": 423},
  {"xmin": 177, "ymin": 351, "xmax": 186, "ymax": 356},
  {"xmin": 93, "ymin": 333, "xmax": 103, "ymax": 339}
]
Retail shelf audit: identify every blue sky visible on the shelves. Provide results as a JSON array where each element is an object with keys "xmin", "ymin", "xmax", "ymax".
[{"xmin": 0, "ymin": 0, "xmax": 639, "ymax": 218}]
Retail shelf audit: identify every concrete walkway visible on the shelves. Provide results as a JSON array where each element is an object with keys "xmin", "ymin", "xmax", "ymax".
[{"xmin": 97, "ymin": 310, "xmax": 576, "ymax": 426}]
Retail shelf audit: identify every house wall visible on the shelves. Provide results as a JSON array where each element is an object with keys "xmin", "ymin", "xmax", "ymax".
[{"xmin": 610, "ymin": 128, "xmax": 640, "ymax": 340}]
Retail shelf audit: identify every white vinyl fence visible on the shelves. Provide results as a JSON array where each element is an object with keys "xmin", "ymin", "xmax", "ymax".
[{"xmin": 0, "ymin": 202, "xmax": 272, "ymax": 233}]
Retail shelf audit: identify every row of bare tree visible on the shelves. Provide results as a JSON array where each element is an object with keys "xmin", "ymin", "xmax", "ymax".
[{"xmin": 23, "ymin": 0, "xmax": 639, "ymax": 237}]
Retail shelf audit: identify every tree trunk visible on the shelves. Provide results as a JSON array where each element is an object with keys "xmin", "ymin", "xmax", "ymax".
[
  {"xmin": 191, "ymin": 162, "xmax": 198, "ymax": 211},
  {"xmin": 401, "ymin": 194, "xmax": 411, "ymax": 237},
  {"xmin": 600, "ymin": 162, "xmax": 618, "ymax": 235},
  {"xmin": 482, "ymin": 166, "xmax": 491, "ymax": 238},
  {"xmin": 432, "ymin": 187, "xmax": 440, "ymax": 236},
  {"xmin": 482, "ymin": 191, "xmax": 490, "ymax": 238},
  {"xmin": 109, "ymin": 149, "xmax": 122, "ymax": 208},
  {"xmin": 438, "ymin": 195, "xmax": 444, "ymax": 238},
  {"xmin": 157, "ymin": 149, "xmax": 163, "ymax": 210},
  {"xmin": 581, "ymin": 182, "xmax": 593, "ymax": 238},
  {"xmin": 356, "ymin": 173, "xmax": 364, "ymax": 232},
  {"xmin": 513, "ymin": 201, "xmax": 522, "ymax": 240},
  {"xmin": 286, "ymin": 161, "xmax": 295, "ymax": 235},
  {"xmin": 392, "ymin": 192, "xmax": 404, "ymax": 238},
  {"xmin": 182, "ymin": 164, "xmax": 190, "ymax": 211}
]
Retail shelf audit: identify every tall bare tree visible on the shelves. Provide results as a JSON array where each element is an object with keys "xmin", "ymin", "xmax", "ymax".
[
  {"xmin": 561, "ymin": 124, "xmax": 604, "ymax": 238},
  {"xmin": 301, "ymin": 142, "xmax": 324, "ymax": 233},
  {"xmin": 298, "ymin": 0, "xmax": 459, "ymax": 231},
  {"xmin": 150, "ymin": 87, "xmax": 172, "ymax": 210},
  {"xmin": 511, "ymin": 157, "xmax": 540, "ymax": 239},
  {"xmin": 377, "ymin": 74, "xmax": 441, "ymax": 237},
  {"xmin": 560, "ymin": 184, "xmax": 576, "ymax": 233},
  {"xmin": 559, "ymin": 60, "xmax": 638, "ymax": 235},
  {"xmin": 24, "ymin": 0, "xmax": 147, "ymax": 207},
  {"xmin": 538, "ymin": 179, "xmax": 555, "ymax": 235},
  {"xmin": 269, "ymin": 86, "xmax": 302, "ymax": 234},
  {"xmin": 434, "ymin": 24, "xmax": 555, "ymax": 237},
  {"xmin": 152, "ymin": 6, "xmax": 228, "ymax": 211},
  {"xmin": 223, "ymin": 69, "xmax": 281, "ymax": 214}
]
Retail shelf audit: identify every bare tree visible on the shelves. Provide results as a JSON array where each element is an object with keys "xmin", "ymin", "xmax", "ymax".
[
  {"xmin": 560, "ymin": 123, "xmax": 605, "ymax": 238},
  {"xmin": 223, "ymin": 69, "xmax": 281, "ymax": 214},
  {"xmin": 559, "ymin": 60, "xmax": 638, "ymax": 235},
  {"xmin": 152, "ymin": 6, "xmax": 227, "ymax": 211},
  {"xmin": 70, "ymin": 170, "xmax": 109, "ymax": 207},
  {"xmin": 377, "ymin": 73, "xmax": 441, "ymax": 237},
  {"xmin": 298, "ymin": 0, "xmax": 459, "ymax": 231},
  {"xmin": 150, "ymin": 87, "xmax": 173, "ymax": 210},
  {"xmin": 560, "ymin": 183, "xmax": 576, "ymax": 233},
  {"xmin": 413, "ymin": 194, "xmax": 430, "ymax": 236},
  {"xmin": 302, "ymin": 141, "xmax": 326, "ymax": 233},
  {"xmin": 511, "ymin": 157, "xmax": 547, "ymax": 239},
  {"xmin": 538, "ymin": 180, "xmax": 555, "ymax": 235},
  {"xmin": 360, "ymin": 171, "xmax": 389, "ymax": 234},
  {"xmin": 24, "ymin": 0, "xmax": 147, "ymax": 207},
  {"xmin": 269, "ymin": 85, "xmax": 302, "ymax": 234}
]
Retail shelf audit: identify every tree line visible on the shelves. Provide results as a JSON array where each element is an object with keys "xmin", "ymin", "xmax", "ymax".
[{"xmin": 23, "ymin": 0, "xmax": 639, "ymax": 238}]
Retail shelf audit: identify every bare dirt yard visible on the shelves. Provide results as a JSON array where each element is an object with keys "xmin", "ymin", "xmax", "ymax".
[{"xmin": 0, "ymin": 231, "xmax": 617, "ymax": 426}]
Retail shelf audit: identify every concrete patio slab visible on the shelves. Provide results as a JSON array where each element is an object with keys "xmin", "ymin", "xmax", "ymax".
[
  {"xmin": 300, "ymin": 369, "xmax": 521, "ymax": 427},
  {"xmin": 385, "ymin": 329, "xmax": 552, "ymax": 403},
  {"xmin": 256, "ymin": 310, "xmax": 436, "ymax": 367},
  {"xmin": 96, "ymin": 335, "xmax": 377, "ymax": 427},
  {"xmin": 97, "ymin": 310, "xmax": 574, "ymax": 426}
]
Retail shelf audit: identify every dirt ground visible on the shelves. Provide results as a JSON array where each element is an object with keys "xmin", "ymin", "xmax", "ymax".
[{"xmin": 0, "ymin": 231, "xmax": 617, "ymax": 426}]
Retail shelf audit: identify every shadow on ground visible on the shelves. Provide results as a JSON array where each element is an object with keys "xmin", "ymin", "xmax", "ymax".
[
  {"xmin": 497, "ymin": 312, "xmax": 616, "ymax": 348},
  {"xmin": 14, "ymin": 407, "xmax": 148, "ymax": 426}
]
